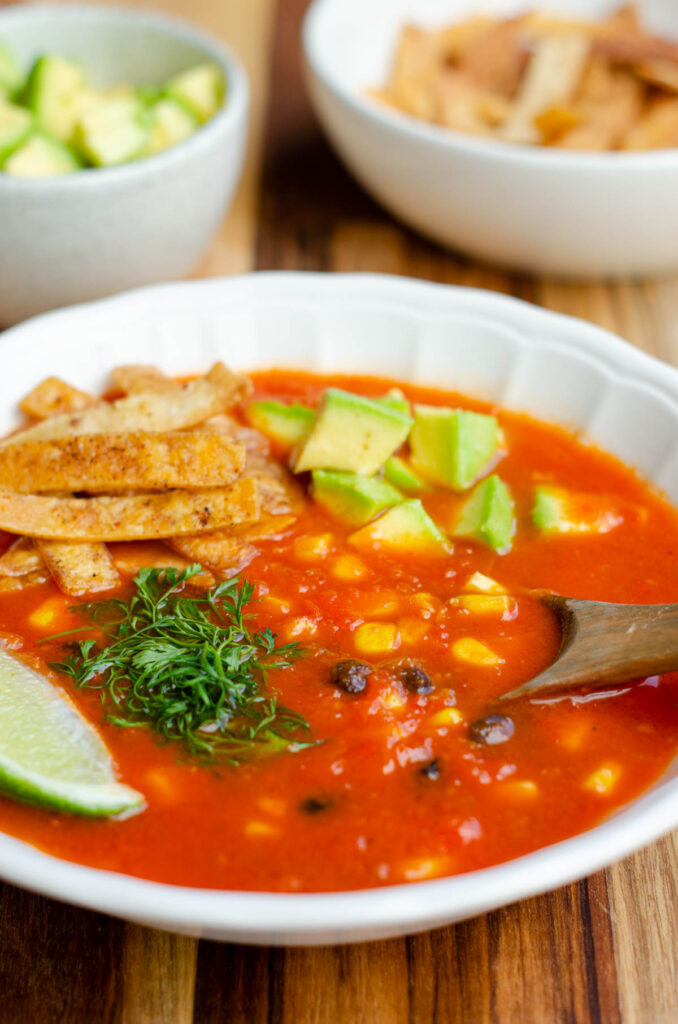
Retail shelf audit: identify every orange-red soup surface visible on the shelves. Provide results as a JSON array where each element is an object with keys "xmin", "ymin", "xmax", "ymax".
[{"xmin": 0, "ymin": 370, "xmax": 677, "ymax": 892}]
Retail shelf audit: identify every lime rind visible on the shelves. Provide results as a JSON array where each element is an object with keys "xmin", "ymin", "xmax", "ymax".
[{"xmin": 0, "ymin": 756, "xmax": 144, "ymax": 817}]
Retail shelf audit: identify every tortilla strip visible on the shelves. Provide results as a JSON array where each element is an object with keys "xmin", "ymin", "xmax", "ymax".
[
  {"xmin": 457, "ymin": 17, "xmax": 530, "ymax": 98},
  {"xmin": 0, "ymin": 432, "xmax": 246, "ymax": 494},
  {"xmin": 560, "ymin": 58, "xmax": 643, "ymax": 150},
  {"xmin": 389, "ymin": 25, "xmax": 441, "ymax": 120},
  {"xmin": 434, "ymin": 71, "xmax": 498, "ymax": 136},
  {"xmin": 244, "ymin": 457, "xmax": 303, "ymax": 516},
  {"xmin": 19, "ymin": 377, "xmax": 95, "ymax": 420},
  {"xmin": 622, "ymin": 96, "xmax": 678, "ymax": 149},
  {"xmin": 0, "ymin": 536, "xmax": 44, "ymax": 577},
  {"xmin": 499, "ymin": 34, "xmax": 591, "ymax": 144},
  {"xmin": 0, "ymin": 363, "xmax": 250, "ymax": 448},
  {"xmin": 36, "ymin": 539, "xmax": 120, "ymax": 596},
  {"xmin": 110, "ymin": 365, "xmax": 180, "ymax": 396},
  {"xmin": 109, "ymin": 543, "xmax": 215, "ymax": 587},
  {"xmin": 0, "ymin": 478, "xmax": 260, "ymax": 541},
  {"xmin": 169, "ymin": 512, "xmax": 296, "ymax": 578},
  {"xmin": 634, "ymin": 58, "xmax": 678, "ymax": 94},
  {"xmin": 0, "ymin": 569, "xmax": 49, "ymax": 593},
  {"xmin": 202, "ymin": 414, "xmax": 271, "ymax": 456}
]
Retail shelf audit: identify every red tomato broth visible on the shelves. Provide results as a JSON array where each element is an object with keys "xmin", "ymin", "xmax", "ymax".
[{"xmin": 0, "ymin": 369, "xmax": 676, "ymax": 892}]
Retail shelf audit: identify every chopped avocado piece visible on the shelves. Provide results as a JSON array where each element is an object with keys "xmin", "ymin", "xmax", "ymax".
[
  {"xmin": 376, "ymin": 388, "xmax": 411, "ymax": 418},
  {"xmin": 3, "ymin": 133, "xmax": 81, "ymax": 176},
  {"xmin": 410, "ymin": 405, "xmax": 500, "ymax": 492},
  {"xmin": 454, "ymin": 475, "xmax": 515, "ymax": 553},
  {"xmin": 0, "ymin": 43, "xmax": 25, "ymax": 97},
  {"xmin": 245, "ymin": 400, "xmax": 314, "ymax": 449},
  {"xmin": 312, "ymin": 470, "xmax": 402, "ymax": 527},
  {"xmin": 147, "ymin": 96, "xmax": 198, "ymax": 155},
  {"xmin": 0, "ymin": 102, "xmax": 32, "ymax": 163},
  {"xmin": 532, "ymin": 486, "xmax": 623, "ymax": 535},
  {"xmin": 383, "ymin": 455, "xmax": 427, "ymax": 494},
  {"xmin": 165, "ymin": 63, "xmax": 224, "ymax": 123},
  {"xmin": 349, "ymin": 499, "xmax": 449, "ymax": 557},
  {"xmin": 23, "ymin": 55, "xmax": 90, "ymax": 142},
  {"xmin": 293, "ymin": 388, "xmax": 413, "ymax": 475},
  {"xmin": 74, "ymin": 97, "xmax": 151, "ymax": 166}
]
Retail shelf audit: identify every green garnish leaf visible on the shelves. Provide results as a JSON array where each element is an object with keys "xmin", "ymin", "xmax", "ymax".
[{"xmin": 47, "ymin": 566, "xmax": 312, "ymax": 766}]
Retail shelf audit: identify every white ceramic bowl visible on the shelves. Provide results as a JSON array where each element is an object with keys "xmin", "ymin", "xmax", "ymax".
[
  {"xmin": 0, "ymin": 272, "xmax": 677, "ymax": 944},
  {"xmin": 303, "ymin": 0, "xmax": 678, "ymax": 278},
  {"xmin": 0, "ymin": 4, "xmax": 249, "ymax": 326}
]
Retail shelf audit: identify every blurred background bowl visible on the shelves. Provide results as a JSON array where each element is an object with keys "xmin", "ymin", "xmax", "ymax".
[
  {"xmin": 0, "ymin": 3, "xmax": 249, "ymax": 326},
  {"xmin": 303, "ymin": 0, "xmax": 678, "ymax": 279}
]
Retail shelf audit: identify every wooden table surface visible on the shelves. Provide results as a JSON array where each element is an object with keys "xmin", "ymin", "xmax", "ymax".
[{"xmin": 1, "ymin": 0, "xmax": 678, "ymax": 1021}]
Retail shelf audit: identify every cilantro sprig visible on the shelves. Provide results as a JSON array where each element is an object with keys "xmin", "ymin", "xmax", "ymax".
[{"xmin": 48, "ymin": 566, "xmax": 312, "ymax": 765}]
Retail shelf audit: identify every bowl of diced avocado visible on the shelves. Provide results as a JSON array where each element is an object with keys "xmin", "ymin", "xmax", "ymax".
[{"xmin": 0, "ymin": 4, "xmax": 249, "ymax": 325}]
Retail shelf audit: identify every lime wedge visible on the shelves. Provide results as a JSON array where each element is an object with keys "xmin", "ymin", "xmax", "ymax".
[{"xmin": 0, "ymin": 646, "xmax": 144, "ymax": 817}]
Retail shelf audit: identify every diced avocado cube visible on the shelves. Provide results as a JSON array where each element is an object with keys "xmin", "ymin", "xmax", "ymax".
[
  {"xmin": 383, "ymin": 455, "xmax": 427, "ymax": 494},
  {"xmin": 147, "ymin": 96, "xmax": 198, "ymax": 155},
  {"xmin": 532, "ymin": 486, "xmax": 622, "ymax": 535},
  {"xmin": 0, "ymin": 102, "xmax": 32, "ymax": 163},
  {"xmin": 349, "ymin": 499, "xmax": 449, "ymax": 557},
  {"xmin": 23, "ymin": 55, "xmax": 91, "ymax": 142},
  {"xmin": 165, "ymin": 63, "xmax": 225, "ymax": 123},
  {"xmin": 74, "ymin": 97, "xmax": 151, "ymax": 166},
  {"xmin": 376, "ymin": 388, "xmax": 411, "ymax": 418},
  {"xmin": 312, "ymin": 470, "xmax": 402, "ymax": 527},
  {"xmin": 293, "ymin": 388, "xmax": 413, "ymax": 476},
  {"xmin": 245, "ymin": 400, "xmax": 315, "ymax": 450},
  {"xmin": 454, "ymin": 474, "xmax": 515, "ymax": 553},
  {"xmin": 0, "ymin": 43, "xmax": 25, "ymax": 97},
  {"xmin": 410, "ymin": 405, "xmax": 500, "ymax": 492},
  {"xmin": 3, "ymin": 133, "xmax": 81, "ymax": 176}
]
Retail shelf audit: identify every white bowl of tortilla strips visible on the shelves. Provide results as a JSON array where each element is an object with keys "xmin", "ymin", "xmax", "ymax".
[{"xmin": 303, "ymin": 0, "xmax": 678, "ymax": 277}]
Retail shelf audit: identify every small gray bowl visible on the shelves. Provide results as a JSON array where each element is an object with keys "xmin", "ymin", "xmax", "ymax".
[{"xmin": 0, "ymin": 3, "xmax": 249, "ymax": 325}]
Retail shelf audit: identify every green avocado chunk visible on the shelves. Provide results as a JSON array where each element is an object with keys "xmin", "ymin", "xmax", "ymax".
[
  {"xmin": 454, "ymin": 475, "xmax": 515, "ymax": 553},
  {"xmin": 165, "ymin": 63, "xmax": 225, "ymax": 123},
  {"xmin": 73, "ymin": 96, "xmax": 151, "ymax": 166},
  {"xmin": 349, "ymin": 499, "xmax": 449, "ymax": 557},
  {"xmin": 245, "ymin": 400, "xmax": 315, "ymax": 449},
  {"xmin": 532, "ymin": 485, "xmax": 622, "ymax": 535},
  {"xmin": 410, "ymin": 405, "xmax": 500, "ymax": 492},
  {"xmin": 23, "ymin": 55, "xmax": 90, "ymax": 142},
  {"xmin": 0, "ymin": 43, "xmax": 25, "ymax": 97},
  {"xmin": 0, "ymin": 102, "xmax": 32, "ymax": 163},
  {"xmin": 147, "ymin": 96, "xmax": 198, "ymax": 155},
  {"xmin": 383, "ymin": 455, "xmax": 427, "ymax": 494},
  {"xmin": 293, "ymin": 388, "xmax": 413, "ymax": 475},
  {"xmin": 3, "ymin": 133, "xmax": 81, "ymax": 176},
  {"xmin": 312, "ymin": 470, "xmax": 402, "ymax": 527},
  {"xmin": 376, "ymin": 388, "xmax": 411, "ymax": 418}
]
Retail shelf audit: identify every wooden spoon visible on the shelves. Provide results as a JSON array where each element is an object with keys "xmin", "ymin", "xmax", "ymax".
[{"xmin": 499, "ymin": 593, "xmax": 678, "ymax": 702}]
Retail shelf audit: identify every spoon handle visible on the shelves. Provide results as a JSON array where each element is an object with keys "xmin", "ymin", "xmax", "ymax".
[{"xmin": 500, "ymin": 594, "xmax": 678, "ymax": 701}]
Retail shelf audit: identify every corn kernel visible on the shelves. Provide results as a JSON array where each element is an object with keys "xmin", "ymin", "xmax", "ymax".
[
  {"xmin": 559, "ymin": 720, "xmax": 591, "ymax": 751},
  {"xmin": 354, "ymin": 621, "xmax": 400, "ymax": 655},
  {"xmin": 333, "ymin": 555, "xmax": 369, "ymax": 581},
  {"xmin": 454, "ymin": 595, "xmax": 513, "ymax": 615},
  {"xmin": 505, "ymin": 780, "xmax": 538, "ymax": 798},
  {"xmin": 430, "ymin": 707, "xmax": 464, "ymax": 728},
  {"xmin": 397, "ymin": 617, "xmax": 429, "ymax": 646},
  {"xmin": 28, "ymin": 597, "xmax": 68, "ymax": 630},
  {"xmin": 358, "ymin": 591, "xmax": 401, "ymax": 617},
  {"xmin": 402, "ymin": 857, "xmax": 451, "ymax": 881},
  {"xmin": 293, "ymin": 533, "xmax": 334, "ymax": 561},
  {"xmin": 259, "ymin": 595, "xmax": 292, "ymax": 616},
  {"xmin": 452, "ymin": 638, "xmax": 504, "ymax": 666},
  {"xmin": 465, "ymin": 572, "xmax": 506, "ymax": 595},
  {"xmin": 245, "ymin": 820, "xmax": 278, "ymax": 837},
  {"xmin": 584, "ymin": 764, "xmax": 621, "ymax": 794},
  {"xmin": 411, "ymin": 593, "xmax": 440, "ymax": 618},
  {"xmin": 284, "ymin": 616, "xmax": 318, "ymax": 640}
]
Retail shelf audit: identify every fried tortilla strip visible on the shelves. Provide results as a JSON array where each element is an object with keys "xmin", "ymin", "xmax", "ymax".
[
  {"xmin": 560, "ymin": 58, "xmax": 644, "ymax": 150},
  {"xmin": 0, "ymin": 478, "xmax": 259, "ymax": 541},
  {"xmin": 0, "ymin": 536, "xmax": 44, "ymax": 577},
  {"xmin": 389, "ymin": 25, "xmax": 441, "ymax": 120},
  {"xmin": 36, "ymin": 539, "xmax": 120, "ymax": 596},
  {"xmin": 109, "ymin": 542, "xmax": 215, "ymax": 587},
  {"xmin": 0, "ymin": 569, "xmax": 49, "ymax": 593},
  {"xmin": 244, "ymin": 454, "xmax": 304, "ymax": 515},
  {"xmin": 622, "ymin": 96, "xmax": 678, "ymax": 149},
  {"xmin": 110, "ymin": 365, "xmax": 180, "ymax": 396},
  {"xmin": 499, "ymin": 34, "xmax": 591, "ymax": 144},
  {"xmin": 0, "ymin": 432, "xmax": 246, "ymax": 494},
  {"xmin": 202, "ymin": 414, "xmax": 271, "ymax": 456},
  {"xmin": 437, "ymin": 16, "xmax": 493, "ymax": 61},
  {"xmin": 0, "ymin": 363, "xmax": 251, "ymax": 448},
  {"xmin": 19, "ymin": 378, "xmax": 95, "ymax": 420},
  {"xmin": 169, "ymin": 514, "xmax": 296, "ymax": 579},
  {"xmin": 457, "ymin": 17, "xmax": 530, "ymax": 98},
  {"xmin": 634, "ymin": 58, "xmax": 678, "ymax": 93},
  {"xmin": 434, "ymin": 70, "xmax": 504, "ymax": 135}
]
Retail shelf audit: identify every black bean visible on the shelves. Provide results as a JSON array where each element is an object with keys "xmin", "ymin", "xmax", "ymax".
[
  {"xmin": 330, "ymin": 659, "xmax": 372, "ymax": 695},
  {"xmin": 301, "ymin": 796, "xmax": 334, "ymax": 815},
  {"xmin": 469, "ymin": 714, "xmax": 515, "ymax": 746},
  {"xmin": 395, "ymin": 662, "xmax": 434, "ymax": 695},
  {"xmin": 419, "ymin": 759, "xmax": 441, "ymax": 781}
]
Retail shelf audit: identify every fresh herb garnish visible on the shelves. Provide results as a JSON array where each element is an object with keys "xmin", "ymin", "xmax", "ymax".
[{"xmin": 48, "ymin": 566, "xmax": 312, "ymax": 765}]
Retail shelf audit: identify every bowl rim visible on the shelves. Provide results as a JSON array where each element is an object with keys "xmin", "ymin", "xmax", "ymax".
[
  {"xmin": 0, "ymin": 270, "xmax": 676, "ymax": 944},
  {"xmin": 303, "ymin": 0, "xmax": 678, "ymax": 171},
  {"xmin": 0, "ymin": 2, "xmax": 249, "ymax": 190}
]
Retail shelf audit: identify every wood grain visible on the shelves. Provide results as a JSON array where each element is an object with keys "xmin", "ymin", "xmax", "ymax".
[{"xmin": 0, "ymin": 0, "xmax": 676, "ymax": 1021}]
